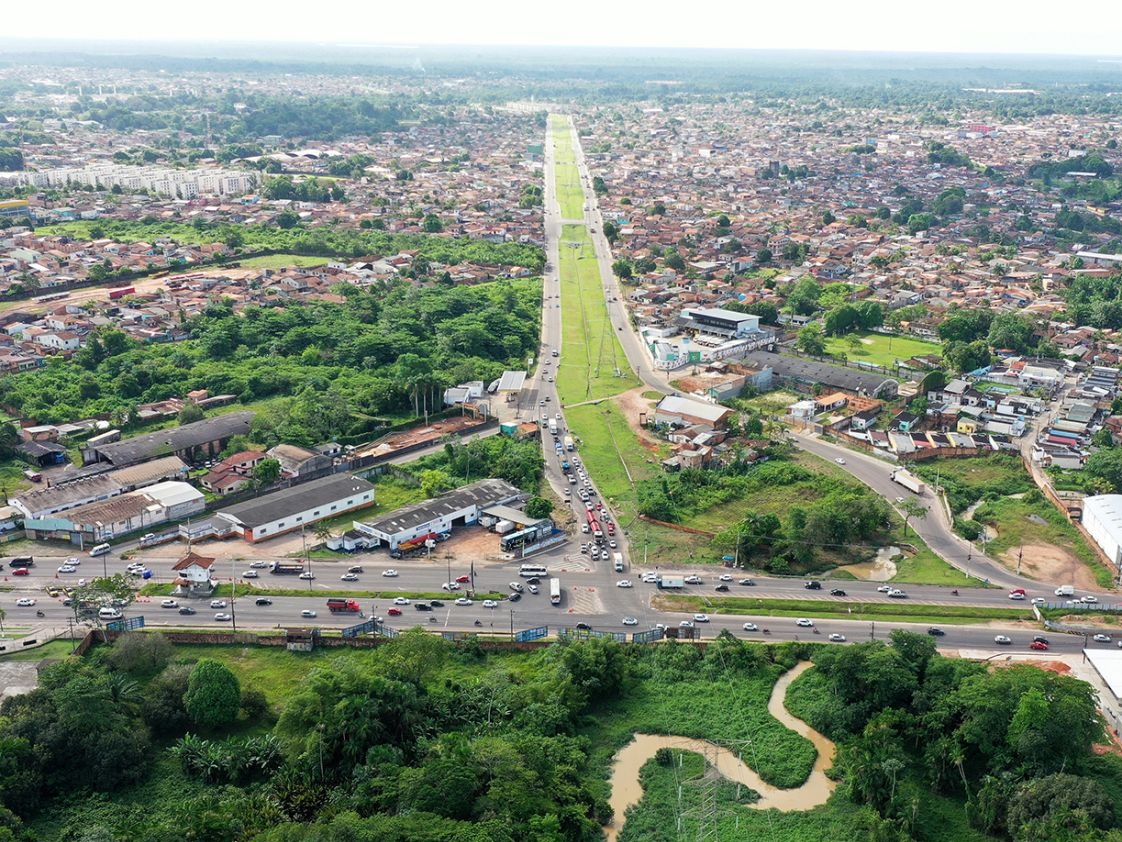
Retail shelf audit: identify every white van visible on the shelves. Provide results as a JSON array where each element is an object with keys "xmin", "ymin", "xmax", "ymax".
[
  {"xmin": 98, "ymin": 606, "xmax": 123, "ymax": 620},
  {"xmin": 90, "ymin": 543, "xmax": 112, "ymax": 557},
  {"xmin": 1054, "ymin": 585, "xmax": 1075, "ymax": 597}
]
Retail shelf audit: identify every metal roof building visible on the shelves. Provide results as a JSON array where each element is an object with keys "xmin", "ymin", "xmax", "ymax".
[{"xmin": 216, "ymin": 474, "xmax": 374, "ymax": 543}]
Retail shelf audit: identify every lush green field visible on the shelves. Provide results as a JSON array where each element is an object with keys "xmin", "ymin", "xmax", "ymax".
[
  {"xmin": 550, "ymin": 115, "xmax": 586, "ymax": 220},
  {"xmin": 656, "ymin": 594, "xmax": 1035, "ymax": 625},
  {"xmin": 824, "ymin": 331, "xmax": 942, "ymax": 367},
  {"xmin": 229, "ymin": 253, "xmax": 330, "ymax": 270}
]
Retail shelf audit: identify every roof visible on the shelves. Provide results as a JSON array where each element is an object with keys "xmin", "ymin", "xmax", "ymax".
[
  {"xmin": 655, "ymin": 395, "xmax": 731, "ymax": 424},
  {"xmin": 108, "ymin": 455, "xmax": 188, "ymax": 488},
  {"xmin": 14, "ymin": 473, "xmax": 122, "ymax": 514},
  {"xmin": 741, "ymin": 351, "xmax": 898, "ymax": 396},
  {"xmin": 480, "ymin": 504, "xmax": 549, "ymax": 526},
  {"xmin": 172, "ymin": 551, "xmax": 216, "ymax": 571},
  {"xmin": 497, "ymin": 370, "xmax": 527, "ymax": 391},
  {"xmin": 92, "ymin": 411, "xmax": 254, "ymax": 466},
  {"xmin": 63, "ymin": 494, "xmax": 152, "ymax": 526},
  {"xmin": 142, "ymin": 481, "xmax": 204, "ymax": 508},
  {"xmin": 1086, "ymin": 648, "xmax": 1122, "ymax": 702},
  {"xmin": 360, "ymin": 478, "xmax": 521, "ymax": 537},
  {"xmin": 684, "ymin": 307, "xmax": 758, "ymax": 323},
  {"xmin": 217, "ymin": 473, "xmax": 374, "ymax": 529}
]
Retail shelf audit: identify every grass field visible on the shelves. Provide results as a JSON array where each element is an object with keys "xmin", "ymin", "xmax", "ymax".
[
  {"xmin": 824, "ymin": 331, "xmax": 942, "ymax": 367},
  {"xmin": 550, "ymin": 115, "xmax": 586, "ymax": 220},
  {"xmin": 0, "ymin": 639, "xmax": 78, "ymax": 661},
  {"xmin": 566, "ymin": 401, "xmax": 660, "ymax": 520},
  {"xmin": 230, "ymin": 253, "xmax": 330, "ymax": 270},
  {"xmin": 657, "ymin": 594, "xmax": 1035, "ymax": 625}
]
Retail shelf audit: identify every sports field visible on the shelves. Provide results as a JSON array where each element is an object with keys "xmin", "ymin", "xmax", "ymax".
[{"xmin": 823, "ymin": 331, "xmax": 941, "ymax": 367}]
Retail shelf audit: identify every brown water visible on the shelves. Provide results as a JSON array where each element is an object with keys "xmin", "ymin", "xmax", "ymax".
[{"xmin": 603, "ymin": 661, "xmax": 835, "ymax": 841}]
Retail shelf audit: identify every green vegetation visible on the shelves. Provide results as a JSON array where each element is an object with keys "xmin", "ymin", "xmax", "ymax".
[
  {"xmin": 550, "ymin": 117, "xmax": 586, "ymax": 220},
  {"xmin": 823, "ymin": 331, "xmax": 941, "ymax": 367},
  {"xmin": 657, "ymin": 594, "xmax": 1034, "ymax": 625},
  {"xmin": 229, "ymin": 253, "xmax": 331, "ymax": 270},
  {"xmin": 0, "ymin": 280, "xmax": 541, "ymax": 436}
]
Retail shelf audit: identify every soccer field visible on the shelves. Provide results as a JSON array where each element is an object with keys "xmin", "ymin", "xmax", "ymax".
[{"xmin": 824, "ymin": 331, "xmax": 941, "ymax": 367}]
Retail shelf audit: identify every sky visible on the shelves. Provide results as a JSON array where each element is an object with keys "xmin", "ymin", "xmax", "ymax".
[{"xmin": 5, "ymin": 0, "xmax": 1122, "ymax": 57}]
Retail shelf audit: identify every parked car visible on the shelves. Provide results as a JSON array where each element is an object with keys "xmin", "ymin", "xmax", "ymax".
[{"xmin": 528, "ymin": 584, "xmax": 539, "ymax": 594}]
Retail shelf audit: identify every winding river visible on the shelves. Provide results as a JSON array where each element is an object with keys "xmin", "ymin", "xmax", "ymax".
[{"xmin": 604, "ymin": 661, "xmax": 835, "ymax": 841}]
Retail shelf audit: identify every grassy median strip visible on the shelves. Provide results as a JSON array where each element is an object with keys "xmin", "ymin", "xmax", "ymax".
[
  {"xmin": 654, "ymin": 594, "xmax": 1037, "ymax": 625},
  {"xmin": 137, "ymin": 583, "xmax": 508, "ymax": 602}
]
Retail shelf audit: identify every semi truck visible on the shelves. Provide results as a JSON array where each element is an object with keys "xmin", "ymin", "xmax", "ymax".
[
  {"xmin": 657, "ymin": 576, "xmax": 685, "ymax": 589},
  {"xmin": 270, "ymin": 561, "xmax": 306, "ymax": 575},
  {"xmin": 890, "ymin": 469, "xmax": 925, "ymax": 495},
  {"xmin": 327, "ymin": 598, "xmax": 362, "ymax": 613},
  {"xmin": 564, "ymin": 436, "xmax": 574, "ymax": 451}
]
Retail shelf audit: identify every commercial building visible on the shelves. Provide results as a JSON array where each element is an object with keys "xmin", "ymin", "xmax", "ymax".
[
  {"xmin": 353, "ymin": 478, "xmax": 522, "ymax": 551},
  {"xmin": 1082, "ymin": 495, "xmax": 1122, "ymax": 567},
  {"xmin": 215, "ymin": 474, "xmax": 375, "ymax": 543},
  {"xmin": 23, "ymin": 481, "xmax": 204, "ymax": 544},
  {"xmin": 84, "ymin": 412, "xmax": 254, "ymax": 467},
  {"xmin": 741, "ymin": 351, "xmax": 899, "ymax": 399},
  {"xmin": 680, "ymin": 307, "xmax": 762, "ymax": 339},
  {"xmin": 653, "ymin": 395, "xmax": 733, "ymax": 430}
]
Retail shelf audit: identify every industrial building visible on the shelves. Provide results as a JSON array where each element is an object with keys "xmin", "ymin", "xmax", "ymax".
[
  {"xmin": 352, "ymin": 478, "xmax": 523, "ymax": 551},
  {"xmin": 653, "ymin": 394, "xmax": 733, "ymax": 430},
  {"xmin": 83, "ymin": 412, "xmax": 254, "ymax": 467},
  {"xmin": 1082, "ymin": 495, "xmax": 1122, "ymax": 567},
  {"xmin": 215, "ymin": 473, "xmax": 375, "ymax": 543}
]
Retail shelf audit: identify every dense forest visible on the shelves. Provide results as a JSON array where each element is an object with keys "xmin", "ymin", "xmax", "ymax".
[{"xmin": 0, "ymin": 279, "xmax": 541, "ymax": 436}]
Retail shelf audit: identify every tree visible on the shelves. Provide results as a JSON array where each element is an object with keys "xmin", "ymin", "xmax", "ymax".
[
  {"xmin": 716, "ymin": 214, "xmax": 731, "ymax": 228},
  {"xmin": 796, "ymin": 323, "xmax": 827, "ymax": 356},
  {"xmin": 755, "ymin": 247, "xmax": 773, "ymax": 264},
  {"xmin": 419, "ymin": 468, "xmax": 453, "ymax": 498},
  {"xmin": 252, "ymin": 458, "xmax": 281, "ymax": 488},
  {"xmin": 945, "ymin": 340, "xmax": 992, "ymax": 374},
  {"xmin": 184, "ymin": 659, "xmax": 242, "ymax": 728},
  {"xmin": 611, "ymin": 259, "xmax": 633, "ymax": 280},
  {"xmin": 824, "ymin": 304, "xmax": 860, "ymax": 336},
  {"xmin": 422, "ymin": 214, "xmax": 444, "ymax": 233},
  {"xmin": 177, "ymin": 403, "xmax": 205, "ymax": 426},
  {"xmin": 899, "ymin": 498, "xmax": 928, "ymax": 536},
  {"xmin": 107, "ymin": 633, "xmax": 172, "ymax": 676},
  {"xmin": 987, "ymin": 312, "xmax": 1035, "ymax": 354},
  {"xmin": 275, "ymin": 210, "xmax": 300, "ymax": 229},
  {"xmin": 524, "ymin": 497, "xmax": 554, "ymax": 519},
  {"xmin": 822, "ymin": 210, "xmax": 836, "ymax": 225},
  {"xmin": 1085, "ymin": 447, "xmax": 1122, "ymax": 493},
  {"xmin": 786, "ymin": 276, "xmax": 822, "ymax": 316}
]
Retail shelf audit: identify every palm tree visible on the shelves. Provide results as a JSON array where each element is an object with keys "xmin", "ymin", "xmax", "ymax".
[{"xmin": 313, "ymin": 521, "xmax": 334, "ymax": 546}]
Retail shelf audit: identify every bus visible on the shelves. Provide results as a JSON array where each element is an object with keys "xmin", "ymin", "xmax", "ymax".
[
  {"xmin": 549, "ymin": 578, "xmax": 562, "ymax": 605},
  {"xmin": 519, "ymin": 563, "xmax": 549, "ymax": 579}
]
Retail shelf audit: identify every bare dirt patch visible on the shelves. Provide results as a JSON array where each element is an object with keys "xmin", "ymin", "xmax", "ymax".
[
  {"xmin": 999, "ymin": 542, "xmax": 1099, "ymax": 591},
  {"xmin": 610, "ymin": 387, "xmax": 663, "ymax": 455}
]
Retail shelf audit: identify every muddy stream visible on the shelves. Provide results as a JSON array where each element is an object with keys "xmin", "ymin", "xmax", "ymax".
[{"xmin": 603, "ymin": 661, "xmax": 835, "ymax": 841}]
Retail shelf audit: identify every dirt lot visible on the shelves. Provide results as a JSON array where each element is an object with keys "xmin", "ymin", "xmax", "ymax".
[
  {"xmin": 998, "ymin": 542, "xmax": 1099, "ymax": 591},
  {"xmin": 610, "ymin": 387, "xmax": 664, "ymax": 455}
]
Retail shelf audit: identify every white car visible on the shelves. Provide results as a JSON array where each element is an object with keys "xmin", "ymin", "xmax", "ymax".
[
  {"xmin": 301, "ymin": 609, "xmax": 317, "ymax": 618},
  {"xmin": 249, "ymin": 560, "xmax": 268, "ymax": 569},
  {"xmin": 795, "ymin": 618, "xmax": 814, "ymax": 627},
  {"xmin": 616, "ymin": 579, "xmax": 633, "ymax": 588},
  {"xmin": 684, "ymin": 575, "xmax": 702, "ymax": 585},
  {"xmin": 298, "ymin": 571, "xmax": 315, "ymax": 580},
  {"xmin": 679, "ymin": 620, "xmax": 695, "ymax": 628},
  {"xmin": 994, "ymin": 635, "xmax": 1012, "ymax": 645},
  {"xmin": 340, "ymin": 573, "xmax": 359, "ymax": 582},
  {"xmin": 1008, "ymin": 592, "xmax": 1026, "ymax": 600},
  {"xmin": 581, "ymin": 524, "xmax": 590, "ymax": 533},
  {"xmin": 743, "ymin": 622, "xmax": 759, "ymax": 631},
  {"xmin": 161, "ymin": 599, "xmax": 179, "ymax": 608},
  {"xmin": 509, "ymin": 582, "xmax": 525, "ymax": 593},
  {"xmin": 835, "ymin": 457, "xmax": 846, "ymax": 465},
  {"xmin": 719, "ymin": 574, "xmax": 733, "ymax": 582},
  {"xmin": 210, "ymin": 600, "xmax": 227, "ymax": 609},
  {"xmin": 214, "ymin": 613, "xmax": 232, "ymax": 622},
  {"xmin": 642, "ymin": 573, "xmax": 659, "ymax": 583},
  {"xmin": 1094, "ymin": 634, "xmax": 1113, "ymax": 643},
  {"xmin": 392, "ymin": 597, "xmax": 411, "ymax": 605},
  {"xmin": 1031, "ymin": 597, "xmax": 1047, "ymax": 605},
  {"xmin": 528, "ymin": 584, "xmax": 539, "ymax": 594},
  {"xmin": 895, "ymin": 496, "xmax": 905, "ymax": 504},
  {"xmin": 454, "ymin": 597, "xmax": 473, "ymax": 606},
  {"xmin": 441, "ymin": 582, "xmax": 462, "ymax": 591},
  {"xmin": 243, "ymin": 570, "xmax": 259, "ymax": 579},
  {"xmin": 1082, "ymin": 595, "xmax": 1099, "ymax": 604},
  {"xmin": 692, "ymin": 613, "xmax": 710, "ymax": 623},
  {"xmin": 482, "ymin": 599, "xmax": 498, "ymax": 609},
  {"xmin": 15, "ymin": 597, "xmax": 35, "ymax": 607},
  {"xmin": 382, "ymin": 569, "xmax": 399, "ymax": 578},
  {"xmin": 828, "ymin": 633, "xmax": 846, "ymax": 642},
  {"xmin": 876, "ymin": 585, "xmax": 893, "ymax": 593},
  {"xmin": 622, "ymin": 616, "xmax": 639, "ymax": 626},
  {"xmin": 65, "ymin": 557, "xmax": 80, "ymax": 566},
  {"xmin": 57, "ymin": 564, "xmax": 77, "ymax": 574}
]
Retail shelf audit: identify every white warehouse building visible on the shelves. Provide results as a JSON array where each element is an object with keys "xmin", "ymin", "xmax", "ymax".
[{"xmin": 1081, "ymin": 495, "xmax": 1122, "ymax": 567}]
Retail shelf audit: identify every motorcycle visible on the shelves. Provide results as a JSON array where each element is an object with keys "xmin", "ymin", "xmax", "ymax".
[
  {"xmin": 951, "ymin": 589, "xmax": 959, "ymax": 596},
  {"xmin": 762, "ymin": 628, "xmax": 771, "ymax": 635},
  {"xmin": 36, "ymin": 610, "xmax": 45, "ymax": 618},
  {"xmin": 474, "ymin": 620, "xmax": 482, "ymax": 627},
  {"xmin": 812, "ymin": 627, "xmax": 821, "ymax": 634},
  {"xmin": 429, "ymin": 616, "xmax": 437, "ymax": 623}
]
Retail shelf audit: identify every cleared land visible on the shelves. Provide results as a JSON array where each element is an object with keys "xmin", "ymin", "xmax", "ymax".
[
  {"xmin": 229, "ymin": 253, "xmax": 330, "ymax": 270},
  {"xmin": 823, "ymin": 330, "xmax": 942, "ymax": 367}
]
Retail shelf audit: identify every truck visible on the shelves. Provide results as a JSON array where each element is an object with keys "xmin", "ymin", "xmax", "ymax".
[
  {"xmin": 494, "ymin": 520, "xmax": 515, "ymax": 535},
  {"xmin": 890, "ymin": 469, "xmax": 925, "ymax": 495},
  {"xmin": 270, "ymin": 561, "xmax": 306, "ymax": 575},
  {"xmin": 548, "ymin": 419, "xmax": 558, "ymax": 436},
  {"xmin": 564, "ymin": 436, "xmax": 574, "ymax": 452},
  {"xmin": 327, "ymin": 598, "xmax": 362, "ymax": 613},
  {"xmin": 108, "ymin": 286, "xmax": 135, "ymax": 300},
  {"xmin": 1054, "ymin": 585, "xmax": 1075, "ymax": 597},
  {"xmin": 657, "ymin": 576, "xmax": 685, "ymax": 590},
  {"xmin": 613, "ymin": 552, "xmax": 625, "ymax": 573},
  {"xmin": 392, "ymin": 531, "xmax": 440, "ymax": 557},
  {"xmin": 561, "ymin": 461, "xmax": 571, "ymax": 473}
]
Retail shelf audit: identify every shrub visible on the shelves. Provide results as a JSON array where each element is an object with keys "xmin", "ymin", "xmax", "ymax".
[
  {"xmin": 106, "ymin": 632, "xmax": 171, "ymax": 675},
  {"xmin": 184, "ymin": 659, "xmax": 242, "ymax": 728},
  {"xmin": 240, "ymin": 687, "xmax": 269, "ymax": 719},
  {"xmin": 654, "ymin": 747, "xmax": 674, "ymax": 766}
]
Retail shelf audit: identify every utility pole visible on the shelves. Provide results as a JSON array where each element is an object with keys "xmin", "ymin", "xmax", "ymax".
[
  {"xmin": 230, "ymin": 557, "xmax": 237, "ymax": 632},
  {"xmin": 510, "ymin": 609, "xmax": 515, "ymax": 641},
  {"xmin": 301, "ymin": 526, "xmax": 311, "ymax": 589},
  {"xmin": 1017, "ymin": 543, "xmax": 1023, "ymax": 576}
]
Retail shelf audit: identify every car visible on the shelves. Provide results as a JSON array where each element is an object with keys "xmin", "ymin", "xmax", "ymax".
[
  {"xmin": 743, "ymin": 622, "xmax": 759, "ymax": 631},
  {"xmin": 161, "ymin": 599, "xmax": 179, "ymax": 608},
  {"xmin": 455, "ymin": 597, "xmax": 473, "ymax": 606},
  {"xmin": 895, "ymin": 496, "xmax": 905, "ymax": 504},
  {"xmin": 528, "ymin": 584, "xmax": 539, "ymax": 594},
  {"xmin": 527, "ymin": 577, "xmax": 541, "ymax": 585},
  {"xmin": 298, "ymin": 571, "xmax": 315, "ymax": 580},
  {"xmin": 392, "ymin": 597, "xmax": 411, "ymax": 605},
  {"xmin": 616, "ymin": 579, "xmax": 633, "ymax": 588},
  {"xmin": 555, "ymin": 412, "xmax": 562, "ymax": 420},
  {"xmin": 455, "ymin": 574, "xmax": 472, "ymax": 583},
  {"xmin": 927, "ymin": 627, "xmax": 945, "ymax": 636},
  {"xmin": 482, "ymin": 599, "xmax": 498, "ymax": 609},
  {"xmin": 994, "ymin": 635, "xmax": 1012, "ymax": 645},
  {"xmin": 178, "ymin": 606, "xmax": 197, "ymax": 615},
  {"xmin": 429, "ymin": 600, "xmax": 444, "ymax": 607},
  {"xmin": 795, "ymin": 618, "xmax": 814, "ymax": 627},
  {"xmin": 609, "ymin": 539, "xmax": 618, "ymax": 549},
  {"xmin": 415, "ymin": 603, "xmax": 432, "ymax": 611},
  {"xmin": 1082, "ymin": 595, "xmax": 1099, "ymax": 604},
  {"xmin": 250, "ymin": 560, "xmax": 268, "ymax": 569},
  {"xmin": 347, "ymin": 565, "xmax": 364, "ymax": 574},
  {"xmin": 828, "ymin": 633, "xmax": 847, "ymax": 642},
  {"xmin": 739, "ymin": 578, "xmax": 755, "ymax": 586},
  {"xmin": 804, "ymin": 580, "xmax": 822, "ymax": 590},
  {"xmin": 1032, "ymin": 635, "xmax": 1049, "ymax": 645},
  {"xmin": 545, "ymin": 395, "xmax": 551, "ymax": 402},
  {"xmin": 693, "ymin": 613, "xmax": 710, "ymax": 623},
  {"xmin": 57, "ymin": 564, "xmax": 77, "ymax": 574},
  {"xmin": 301, "ymin": 609, "xmax": 318, "ymax": 618},
  {"xmin": 1031, "ymin": 597, "xmax": 1047, "ymax": 605},
  {"xmin": 1029, "ymin": 640, "xmax": 1049, "ymax": 651},
  {"xmin": 622, "ymin": 616, "xmax": 639, "ymax": 626},
  {"xmin": 684, "ymin": 575, "xmax": 702, "ymax": 584},
  {"xmin": 642, "ymin": 572, "xmax": 659, "ymax": 583},
  {"xmin": 715, "ymin": 584, "xmax": 729, "ymax": 592},
  {"xmin": 387, "ymin": 607, "xmax": 403, "ymax": 616},
  {"xmin": 382, "ymin": 569, "xmax": 399, "ymax": 578},
  {"xmin": 210, "ymin": 600, "xmax": 227, "ymax": 609},
  {"xmin": 65, "ymin": 557, "xmax": 80, "ymax": 566},
  {"xmin": 539, "ymin": 400, "xmax": 545, "ymax": 407},
  {"xmin": 509, "ymin": 582, "xmax": 525, "ymax": 593},
  {"xmin": 508, "ymin": 592, "xmax": 522, "ymax": 602},
  {"xmin": 876, "ymin": 585, "xmax": 892, "ymax": 593},
  {"xmin": 887, "ymin": 589, "xmax": 907, "ymax": 598},
  {"xmin": 255, "ymin": 598, "xmax": 273, "ymax": 606},
  {"xmin": 1094, "ymin": 634, "xmax": 1113, "ymax": 643},
  {"xmin": 835, "ymin": 457, "xmax": 846, "ymax": 465},
  {"xmin": 15, "ymin": 597, "xmax": 35, "ymax": 607},
  {"xmin": 580, "ymin": 524, "xmax": 590, "ymax": 533},
  {"xmin": 719, "ymin": 574, "xmax": 733, "ymax": 582},
  {"xmin": 441, "ymin": 582, "xmax": 462, "ymax": 591},
  {"xmin": 830, "ymin": 588, "xmax": 847, "ymax": 596},
  {"xmin": 214, "ymin": 613, "xmax": 232, "ymax": 622},
  {"xmin": 1008, "ymin": 592, "xmax": 1026, "ymax": 600},
  {"xmin": 340, "ymin": 573, "xmax": 359, "ymax": 582},
  {"xmin": 575, "ymin": 622, "xmax": 592, "ymax": 631},
  {"xmin": 243, "ymin": 570, "xmax": 259, "ymax": 579}
]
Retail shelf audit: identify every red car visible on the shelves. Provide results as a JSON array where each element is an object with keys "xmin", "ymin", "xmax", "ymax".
[
  {"xmin": 11, "ymin": 567, "xmax": 29, "ymax": 576},
  {"xmin": 455, "ymin": 575, "xmax": 471, "ymax": 583},
  {"xmin": 1029, "ymin": 640, "xmax": 1049, "ymax": 651},
  {"xmin": 387, "ymin": 607, "xmax": 402, "ymax": 616}
]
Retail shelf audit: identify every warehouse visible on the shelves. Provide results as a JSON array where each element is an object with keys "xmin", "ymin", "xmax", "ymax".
[
  {"xmin": 1082, "ymin": 495, "xmax": 1122, "ymax": 567},
  {"xmin": 83, "ymin": 411, "xmax": 254, "ymax": 467},
  {"xmin": 215, "ymin": 474, "xmax": 375, "ymax": 543},
  {"xmin": 23, "ymin": 481, "xmax": 204, "ymax": 544},
  {"xmin": 654, "ymin": 394, "xmax": 732, "ymax": 430},
  {"xmin": 353, "ymin": 478, "xmax": 522, "ymax": 550}
]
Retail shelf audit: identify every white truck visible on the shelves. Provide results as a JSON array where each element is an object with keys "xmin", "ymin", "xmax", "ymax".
[
  {"xmin": 564, "ymin": 435, "xmax": 574, "ymax": 452},
  {"xmin": 548, "ymin": 419, "xmax": 558, "ymax": 436},
  {"xmin": 1054, "ymin": 584, "xmax": 1075, "ymax": 597},
  {"xmin": 613, "ymin": 552, "xmax": 625, "ymax": 573},
  {"xmin": 891, "ymin": 469, "xmax": 925, "ymax": 495}
]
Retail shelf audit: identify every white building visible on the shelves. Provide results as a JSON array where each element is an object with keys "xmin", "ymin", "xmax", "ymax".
[
  {"xmin": 1082, "ymin": 495, "xmax": 1122, "ymax": 567},
  {"xmin": 216, "ymin": 474, "xmax": 375, "ymax": 543}
]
